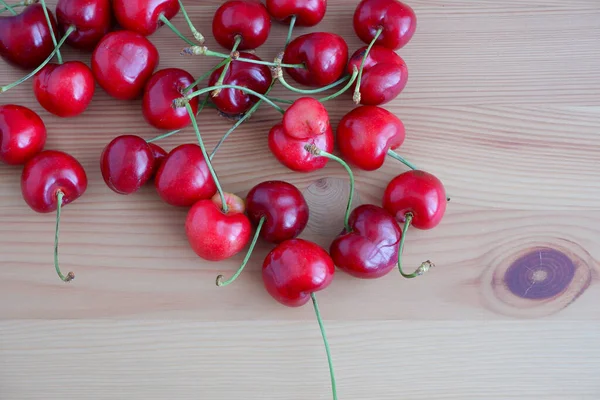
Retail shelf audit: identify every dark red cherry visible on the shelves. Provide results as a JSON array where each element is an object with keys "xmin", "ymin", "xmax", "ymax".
[
  {"xmin": 337, "ymin": 105, "xmax": 404, "ymax": 171},
  {"xmin": 246, "ymin": 180, "xmax": 309, "ymax": 243},
  {"xmin": 330, "ymin": 204, "xmax": 401, "ymax": 279},
  {"xmin": 268, "ymin": 122, "xmax": 333, "ymax": 172},
  {"xmin": 33, "ymin": 61, "xmax": 95, "ymax": 118},
  {"xmin": 100, "ymin": 135, "xmax": 154, "ymax": 195},
  {"xmin": 0, "ymin": 104, "xmax": 46, "ymax": 165},
  {"xmin": 348, "ymin": 45, "xmax": 408, "ymax": 105},
  {"xmin": 142, "ymin": 68, "xmax": 198, "ymax": 130},
  {"xmin": 148, "ymin": 143, "xmax": 167, "ymax": 176},
  {"xmin": 56, "ymin": 0, "xmax": 112, "ymax": 50},
  {"xmin": 113, "ymin": 0, "xmax": 179, "ymax": 36},
  {"xmin": 91, "ymin": 30, "xmax": 159, "ymax": 100},
  {"xmin": 265, "ymin": 0, "xmax": 327, "ymax": 27},
  {"xmin": 353, "ymin": 0, "xmax": 417, "ymax": 50},
  {"xmin": 212, "ymin": 0, "xmax": 271, "ymax": 50},
  {"xmin": 0, "ymin": 4, "xmax": 59, "ymax": 69},
  {"xmin": 208, "ymin": 52, "xmax": 271, "ymax": 116},
  {"xmin": 282, "ymin": 32, "xmax": 348, "ymax": 87}
]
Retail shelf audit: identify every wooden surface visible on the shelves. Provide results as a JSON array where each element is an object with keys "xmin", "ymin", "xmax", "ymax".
[{"xmin": 1, "ymin": 0, "xmax": 600, "ymax": 399}]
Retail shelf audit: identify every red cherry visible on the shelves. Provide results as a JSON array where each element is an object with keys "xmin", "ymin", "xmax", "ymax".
[
  {"xmin": 185, "ymin": 194, "xmax": 252, "ymax": 261},
  {"xmin": 383, "ymin": 170, "xmax": 446, "ymax": 230},
  {"xmin": 262, "ymin": 238, "xmax": 335, "ymax": 307},
  {"xmin": 353, "ymin": 0, "xmax": 417, "ymax": 50},
  {"xmin": 330, "ymin": 204, "xmax": 400, "ymax": 279},
  {"xmin": 282, "ymin": 32, "xmax": 348, "ymax": 87},
  {"xmin": 337, "ymin": 105, "xmax": 404, "ymax": 171},
  {"xmin": 212, "ymin": 0, "xmax": 271, "ymax": 50},
  {"xmin": 265, "ymin": 0, "xmax": 327, "ymax": 27},
  {"xmin": 100, "ymin": 135, "xmax": 154, "ymax": 195},
  {"xmin": 154, "ymin": 144, "xmax": 217, "ymax": 207},
  {"xmin": 56, "ymin": 0, "xmax": 112, "ymax": 50},
  {"xmin": 208, "ymin": 53, "xmax": 271, "ymax": 116},
  {"xmin": 91, "ymin": 30, "xmax": 159, "ymax": 100},
  {"xmin": 21, "ymin": 150, "xmax": 87, "ymax": 214},
  {"xmin": 32, "ymin": 61, "xmax": 95, "ymax": 118},
  {"xmin": 148, "ymin": 143, "xmax": 167, "ymax": 176},
  {"xmin": 113, "ymin": 0, "xmax": 179, "ymax": 36},
  {"xmin": 0, "ymin": 4, "xmax": 58, "ymax": 70},
  {"xmin": 0, "ymin": 104, "xmax": 46, "ymax": 165},
  {"xmin": 348, "ymin": 45, "xmax": 408, "ymax": 105},
  {"xmin": 268, "ymin": 122, "xmax": 333, "ymax": 172},
  {"xmin": 246, "ymin": 180, "xmax": 309, "ymax": 243},
  {"xmin": 282, "ymin": 97, "xmax": 329, "ymax": 140},
  {"xmin": 142, "ymin": 68, "xmax": 198, "ymax": 130}
]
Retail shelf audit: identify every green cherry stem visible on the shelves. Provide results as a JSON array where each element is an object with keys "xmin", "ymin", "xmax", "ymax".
[
  {"xmin": 266, "ymin": 96, "xmax": 293, "ymax": 104},
  {"xmin": 186, "ymin": 102, "xmax": 229, "ymax": 214},
  {"xmin": 184, "ymin": 59, "xmax": 229, "ymax": 92},
  {"xmin": 353, "ymin": 27, "xmax": 383, "ymax": 104},
  {"xmin": 305, "ymin": 144, "xmax": 355, "ymax": 232},
  {"xmin": 216, "ymin": 216, "xmax": 265, "ymax": 287},
  {"xmin": 0, "ymin": 25, "xmax": 75, "ymax": 93},
  {"xmin": 311, "ymin": 292, "xmax": 338, "ymax": 400},
  {"xmin": 182, "ymin": 46, "xmax": 304, "ymax": 69},
  {"xmin": 0, "ymin": 0, "xmax": 18, "ymax": 15},
  {"xmin": 285, "ymin": 15, "xmax": 296, "ymax": 46},
  {"xmin": 146, "ymin": 96, "xmax": 211, "ymax": 143},
  {"xmin": 39, "ymin": 0, "xmax": 61, "ymax": 64},
  {"xmin": 319, "ymin": 67, "xmax": 359, "ymax": 102},
  {"xmin": 386, "ymin": 149, "xmax": 418, "ymax": 170},
  {"xmin": 175, "ymin": 84, "xmax": 285, "ymax": 114},
  {"xmin": 54, "ymin": 191, "xmax": 75, "ymax": 283},
  {"xmin": 277, "ymin": 72, "xmax": 350, "ymax": 95},
  {"xmin": 397, "ymin": 213, "xmax": 435, "ymax": 278},
  {"xmin": 212, "ymin": 36, "xmax": 242, "ymax": 95},
  {"xmin": 158, "ymin": 14, "xmax": 195, "ymax": 46},
  {"xmin": 177, "ymin": 0, "xmax": 204, "ymax": 43}
]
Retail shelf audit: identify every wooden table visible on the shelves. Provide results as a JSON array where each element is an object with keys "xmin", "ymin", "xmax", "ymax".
[{"xmin": 1, "ymin": 1, "xmax": 599, "ymax": 398}]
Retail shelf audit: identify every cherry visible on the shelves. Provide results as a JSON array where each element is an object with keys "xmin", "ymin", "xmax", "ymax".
[
  {"xmin": 32, "ymin": 61, "xmax": 95, "ymax": 117},
  {"xmin": 185, "ymin": 193, "xmax": 252, "ymax": 261},
  {"xmin": 148, "ymin": 143, "xmax": 167, "ymax": 176},
  {"xmin": 142, "ymin": 68, "xmax": 198, "ymax": 130},
  {"xmin": 0, "ymin": 3, "xmax": 58, "ymax": 70},
  {"xmin": 330, "ymin": 204, "xmax": 401, "ymax": 279},
  {"xmin": 208, "ymin": 53, "xmax": 271, "ymax": 117},
  {"xmin": 56, "ymin": 0, "xmax": 112, "ymax": 50},
  {"xmin": 113, "ymin": 0, "xmax": 179, "ymax": 37},
  {"xmin": 265, "ymin": 0, "xmax": 327, "ymax": 27},
  {"xmin": 336, "ymin": 105, "xmax": 405, "ymax": 171},
  {"xmin": 347, "ymin": 45, "xmax": 408, "ymax": 105},
  {"xmin": 353, "ymin": 0, "xmax": 417, "ymax": 50},
  {"xmin": 282, "ymin": 96, "xmax": 329, "ymax": 140},
  {"xmin": 100, "ymin": 135, "xmax": 154, "ymax": 195},
  {"xmin": 268, "ymin": 123, "xmax": 333, "ymax": 172},
  {"xmin": 212, "ymin": 0, "xmax": 271, "ymax": 50},
  {"xmin": 0, "ymin": 104, "xmax": 46, "ymax": 165},
  {"xmin": 91, "ymin": 30, "xmax": 159, "ymax": 100},
  {"xmin": 154, "ymin": 143, "xmax": 217, "ymax": 207}
]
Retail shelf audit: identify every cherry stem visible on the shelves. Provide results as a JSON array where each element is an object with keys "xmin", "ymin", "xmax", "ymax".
[
  {"xmin": 39, "ymin": 0, "xmax": 61, "ymax": 64},
  {"xmin": 175, "ymin": 84, "xmax": 284, "ymax": 114},
  {"xmin": 397, "ymin": 213, "xmax": 435, "ymax": 278},
  {"xmin": 353, "ymin": 27, "xmax": 383, "ymax": 104},
  {"xmin": 386, "ymin": 149, "xmax": 418, "ymax": 170},
  {"xmin": 0, "ymin": 0, "xmax": 18, "ymax": 15},
  {"xmin": 54, "ymin": 191, "xmax": 75, "ymax": 283},
  {"xmin": 159, "ymin": 14, "xmax": 195, "ymax": 47},
  {"xmin": 266, "ymin": 96, "xmax": 293, "ymax": 104},
  {"xmin": 146, "ymin": 96, "xmax": 211, "ymax": 143},
  {"xmin": 311, "ymin": 292, "xmax": 338, "ymax": 400},
  {"xmin": 0, "ymin": 25, "xmax": 75, "ymax": 93},
  {"xmin": 286, "ymin": 15, "xmax": 297, "ymax": 46},
  {"xmin": 304, "ymin": 145, "xmax": 354, "ymax": 232},
  {"xmin": 319, "ymin": 67, "xmax": 359, "ymax": 102},
  {"xmin": 216, "ymin": 216, "xmax": 265, "ymax": 287},
  {"xmin": 211, "ymin": 36, "xmax": 242, "ymax": 96},
  {"xmin": 185, "ymin": 102, "xmax": 229, "ymax": 214},
  {"xmin": 177, "ymin": 0, "xmax": 204, "ymax": 44},
  {"xmin": 185, "ymin": 59, "xmax": 229, "ymax": 92},
  {"xmin": 182, "ymin": 46, "xmax": 304, "ymax": 69},
  {"xmin": 277, "ymin": 72, "xmax": 350, "ymax": 95}
]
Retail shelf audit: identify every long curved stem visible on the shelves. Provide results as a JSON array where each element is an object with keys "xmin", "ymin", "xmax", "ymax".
[
  {"xmin": 0, "ymin": 0, "xmax": 18, "ymax": 15},
  {"xmin": 0, "ymin": 25, "xmax": 75, "ymax": 93},
  {"xmin": 182, "ymin": 46, "xmax": 304, "ymax": 69},
  {"xmin": 159, "ymin": 14, "xmax": 195, "ymax": 46},
  {"xmin": 311, "ymin": 293, "xmax": 337, "ymax": 400},
  {"xmin": 212, "ymin": 36, "xmax": 242, "ymax": 96},
  {"xmin": 54, "ymin": 191, "xmax": 75, "ymax": 283},
  {"xmin": 176, "ymin": 84, "xmax": 284, "ymax": 114},
  {"xmin": 185, "ymin": 59, "xmax": 229, "ymax": 92},
  {"xmin": 285, "ymin": 15, "xmax": 296, "ymax": 46},
  {"xmin": 319, "ymin": 67, "xmax": 359, "ymax": 102},
  {"xmin": 39, "ymin": 0, "xmax": 61, "ymax": 64},
  {"xmin": 353, "ymin": 27, "xmax": 383, "ymax": 104},
  {"xmin": 146, "ymin": 96, "xmax": 210, "ymax": 143},
  {"xmin": 177, "ymin": 0, "xmax": 204, "ymax": 43},
  {"xmin": 277, "ymin": 73, "xmax": 350, "ymax": 95},
  {"xmin": 216, "ymin": 216, "xmax": 265, "ymax": 287},
  {"xmin": 266, "ymin": 97, "xmax": 293, "ymax": 104},
  {"xmin": 397, "ymin": 213, "xmax": 435, "ymax": 278},
  {"xmin": 386, "ymin": 149, "xmax": 418, "ymax": 170}
]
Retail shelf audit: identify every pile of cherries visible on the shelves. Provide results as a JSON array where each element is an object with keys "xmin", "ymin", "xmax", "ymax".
[{"xmin": 0, "ymin": 0, "xmax": 448, "ymax": 397}]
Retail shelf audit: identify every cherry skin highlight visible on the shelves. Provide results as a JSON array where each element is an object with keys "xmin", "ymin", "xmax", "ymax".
[
  {"xmin": 212, "ymin": 0, "xmax": 271, "ymax": 50},
  {"xmin": 113, "ymin": 0, "xmax": 180, "ymax": 36},
  {"xmin": 0, "ymin": 105, "xmax": 46, "ymax": 166},
  {"xmin": 100, "ymin": 135, "xmax": 154, "ymax": 195},
  {"xmin": 148, "ymin": 143, "xmax": 167, "ymax": 177},
  {"xmin": 265, "ymin": 0, "xmax": 327, "ymax": 27},
  {"xmin": 353, "ymin": 0, "xmax": 417, "ymax": 50},
  {"xmin": 56, "ymin": 0, "xmax": 112, "ymax": 50}
]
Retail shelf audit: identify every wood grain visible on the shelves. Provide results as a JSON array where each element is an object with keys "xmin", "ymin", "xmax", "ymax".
[{"xmin": 1, "ymin": 0, "xmax": 599, "ymax": 399}]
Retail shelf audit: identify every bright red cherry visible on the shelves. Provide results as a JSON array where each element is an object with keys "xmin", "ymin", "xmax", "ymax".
[
  {"xmin": 330, "ymin": 204, "xmax": 400, "ymax": 279},
  {"xmin": 337, "ymin": 105, "xmax": 404, "ymax": 171},
  {"xmin": 0, "ymin": 4, "xmax": 59, "ymax": 69},
  {"xmin": 56, "ymin": 0, "xmax": 112, "ymax": 50},
  {"xmin": 212, "ymin": 0, "xmax": 271, "ymax": 50},
  {"xmin": 282, "ymin": 32, "xmax": 348, "ymax": 87},
  {"xmin": 208, "ymin": 53, "xmax": 271, "ymax": 116},
  {"xmin": 353, "ymin": 0, "xmax": 417, "ymax": 50},
  {"xmin": 91, "ymin": 30, "xmax": 159, "ymax": 100},
  {"xmin": 142, "ymin": 68, "xmax": 198, "ymax": 130},
  {"xmin": 383, "ymin": 170, "xmax": 446, "ymax": 230},
  {"xmin": 154, "ymin": 144, "xmax": 217, "ymax": 207},
  {"xmin": 246, "ymin": 180, "xmax": 309, "ymax": 243},
  {"xmin": 113, "ymin": 0, "xmax": 179, "ymax": 36},
  {"xmin": 100, "ymin": 135, "xmax": 154, "ymax": 195},
  {"xmin": 282, "ymin": 97, "xmax": 329, "ymax": 140},
  {"xmin": 268, "ymin": 122, "xmax": 333, "ymax": 172},
  {"xmin": 32, "ymin": 61, "xmax": 95, "ymax": 118},
  {"xmin": 148, "ymin": 143, "xmax": 167, "ymax": 176},
  {"xmin": 185, "ymin": 193, "xmax": 252, "ymax": 261},
  {"xmin": 262, "ymin": 238, "xmax": 335, "ymax": 307},
  {"xmin": 265, "ymin": 0, "xmax": 327, "ymax": 27},
  {"xmin": 0, "ymin": 104, "xmax": 46, "ymax": 165},
  {"xmin": 348, "ymin": 45, "xmax": 408, "ymax": 105}
]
